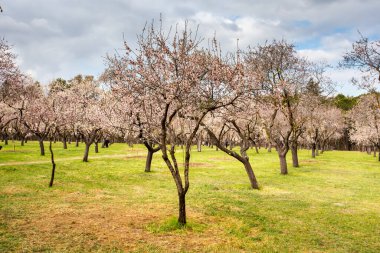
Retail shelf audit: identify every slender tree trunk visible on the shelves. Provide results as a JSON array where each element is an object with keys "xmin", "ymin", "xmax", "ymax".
[
  {"xmin": 291, "ymin": 144, "xmax": 299, "ymax": 168},
  {"xmin": 254, "ymin": 145, "xmax": 259, "ymax": 154},
  {"xmin": 268, "ymin": 143, "xmax": 272, "ymax": 152},
  {"xmin": 4, "ymin": 136, "xmax": 8, "ymax": 145},
  {"xmin": 95, "ymin": 142, "xmax": 99, "ymax": 153},
  {"xmin": 311, "ymin": 143, "xmax": 316, "ymax": 158},
  {"xmin": 205, "ymin": 129, "xmax": 260, "ymax": 190},
  {"xmin": 83, "ymin": 143, "xmax": 91, "ymax": 162},
  {"xmin": 316, "ymin": 143, "xmax": 319, "ymax": 156},
  {"xmin": 63, "ymin": 137, "xmax": 67, "ymax": 149},
  {"xmin": 39, "ymin": 138, "xmax": 45, "ymax": 156},
  {"xmin": 278, "ymin": 153, "xmax": 288, "ymax": 175},
  {"xmin": 178, "ymin": 192, "xmax": 186, "ymax": 225},
  {"xmin": 75, "ymin": 138, "xmax": 79, "ymax": 147},
  {"xmin": 145, "ymin": 149, "xmax": 154, "ymax": 172},
  {"xmin": 21, "ymin": 138, "xmax": 24, "ymax": 146},
  {"xmin": 49, "ymin": 141, "xmax": 56, "ymax": 187},
  {"xmin": 197, "ymin": 138, "xmax": 202, "ymax": 152},
  {"xmin": 243, "ymin": 161, "xmax": 259, "ymax": 189}
]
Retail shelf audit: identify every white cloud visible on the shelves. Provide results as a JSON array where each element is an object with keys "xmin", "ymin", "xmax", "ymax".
[{"xmin": 1, "ymin": 0, "xmax": 379, "ymax": 95}]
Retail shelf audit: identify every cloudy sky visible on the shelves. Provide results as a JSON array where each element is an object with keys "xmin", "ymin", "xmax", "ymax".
[{"xmin": 1, "ymin": 0, "xmax": 380, "ymax": 95}]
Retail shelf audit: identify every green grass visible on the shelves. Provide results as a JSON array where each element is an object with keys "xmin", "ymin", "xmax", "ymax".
[{"xmin": 0, "ymin": 141, "xmax": 379, "ymax": 252}]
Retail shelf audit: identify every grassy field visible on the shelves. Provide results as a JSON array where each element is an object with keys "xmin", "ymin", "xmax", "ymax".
[{"xmin": 0, "ymin": 141, "xmax": 379, "ymax": 252}]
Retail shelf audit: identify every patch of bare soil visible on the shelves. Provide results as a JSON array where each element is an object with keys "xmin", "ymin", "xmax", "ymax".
[
  {"xmin": 0, "ymin": 185, "xmax": 31, "ymax": 195},
  {"xmin": 12, "ymin": 204, "xmax": 226, "ymax": 252}
]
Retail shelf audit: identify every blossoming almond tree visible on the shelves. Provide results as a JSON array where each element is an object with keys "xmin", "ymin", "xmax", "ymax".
[
  {"xmin": 0, "ymin": 39, "xmax": 22, "ymax": 89},
  {"xmin": 247, "ymin": 40, "xmax": 310, "ymax": 174},
  {"xmin": 68, "ymin": 75, "xmax": 104, "ymax": 162},
  {"xmin": 317, "ymin": 106, "xmax": 344, "ymax": 153},
  {"xmin": 341, "ymin": 34, "xmax": 380, "ymax": 88},
  {"xmin": 350, "ymin": 93, "xmax": 380, "ymax": 161},
  {"xmin": 202, "ymin": 99, "xmax": 261, "ymax": 189},
  {"xmin": 104, "ymin": 20, "xmax": 244, "ymax": 225}
]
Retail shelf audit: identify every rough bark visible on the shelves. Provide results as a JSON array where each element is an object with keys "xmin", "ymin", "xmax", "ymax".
[
  {"xmin": 243, "ymin": 161, "xmax": 260, "ymax": 189},
  {"xmin": 178, "ymin": 193, "xmax": 186, "ymax": 225},
  {"xmin": 63, "ymin": 137, "xmax": 67, "ymax": 149},
  {"xmin": 49, "ymin": 141, "xmax": 56, "ymax": 187},
  {"xmin": 39, "ymin": 138, "xmax": 45, "ymax": 156},
  {"xmin": 311, "ymin": 143, "xmax": 316, "ymax": 158},
  {"xmin": 279, "ymin": 153, "xmax": 288, "ymax": 175},
  {"xmin": 291, "ymin": 144, "xmax": 299, "ymax": 168},
  {"xmin": 83, "ymin": 143, "xmax": 91, "ymax": 162},
  {"xmin": 145, "ymin": 149, "xmax": 154, "ymax": 172}
]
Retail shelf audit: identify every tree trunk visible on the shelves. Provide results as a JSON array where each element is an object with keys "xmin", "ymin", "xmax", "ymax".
[
  {"xmin": 291, "ymin": 145, "xmax": 299, "ymax": 168},
  {"xmin": 267, "ymin": 143, "xmax": 272, "ymax": 152},
  {"xmin": 311, "ymin": 143, "xmax": 316, "ymax": 158},
  {"xmin": 49, "ymin": 141, "xmax": 56, "ymax": 187},
  {"xmin": 75, "ymin": 138, "xmax": 79, "ymax": 147},
  {"xmin": 63, "ymin": 137, "xmax": 67, "ymax": 149},
  {"xmin": 197, "ymin": 138, "xmax": 202, "ymax": 152},
  {"xmin": 94, "ymin": 142, "xmax": 99, "ymax": 153},
  {"xmin": 316, "ymin": 143, "xmax": 319, "ymax": 156},
  {"xmin": 4, "ymin": 136, "xmax": 8, "ymax": 145},
  {"xmin": 145, "ymin": 149, "xmax": 154, "ymax": 172},
  {"xmin": 21, "ymin": 138, "xmax": 24, "ymax": 146},
  {"xmin": 178, "ymin": 193, "xmax": 186, "ymax": 226},
  {"xmin": 83, "ymin": 143, "xmax": 91, "ymax": 162},
  {"xmin": 39, "ymin": 139, "xmax": 45, "ymax": 156},
  {"xmin": 279, "ymin": 153, "xmax": 288, "ymax": 175},
  {"xmin": 243, "ymin": 161, "xmax": 259, "ymax": 189},
  {"xmin": 254, "ymin": 145, "xmax": 259, "ymax": 154}
]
